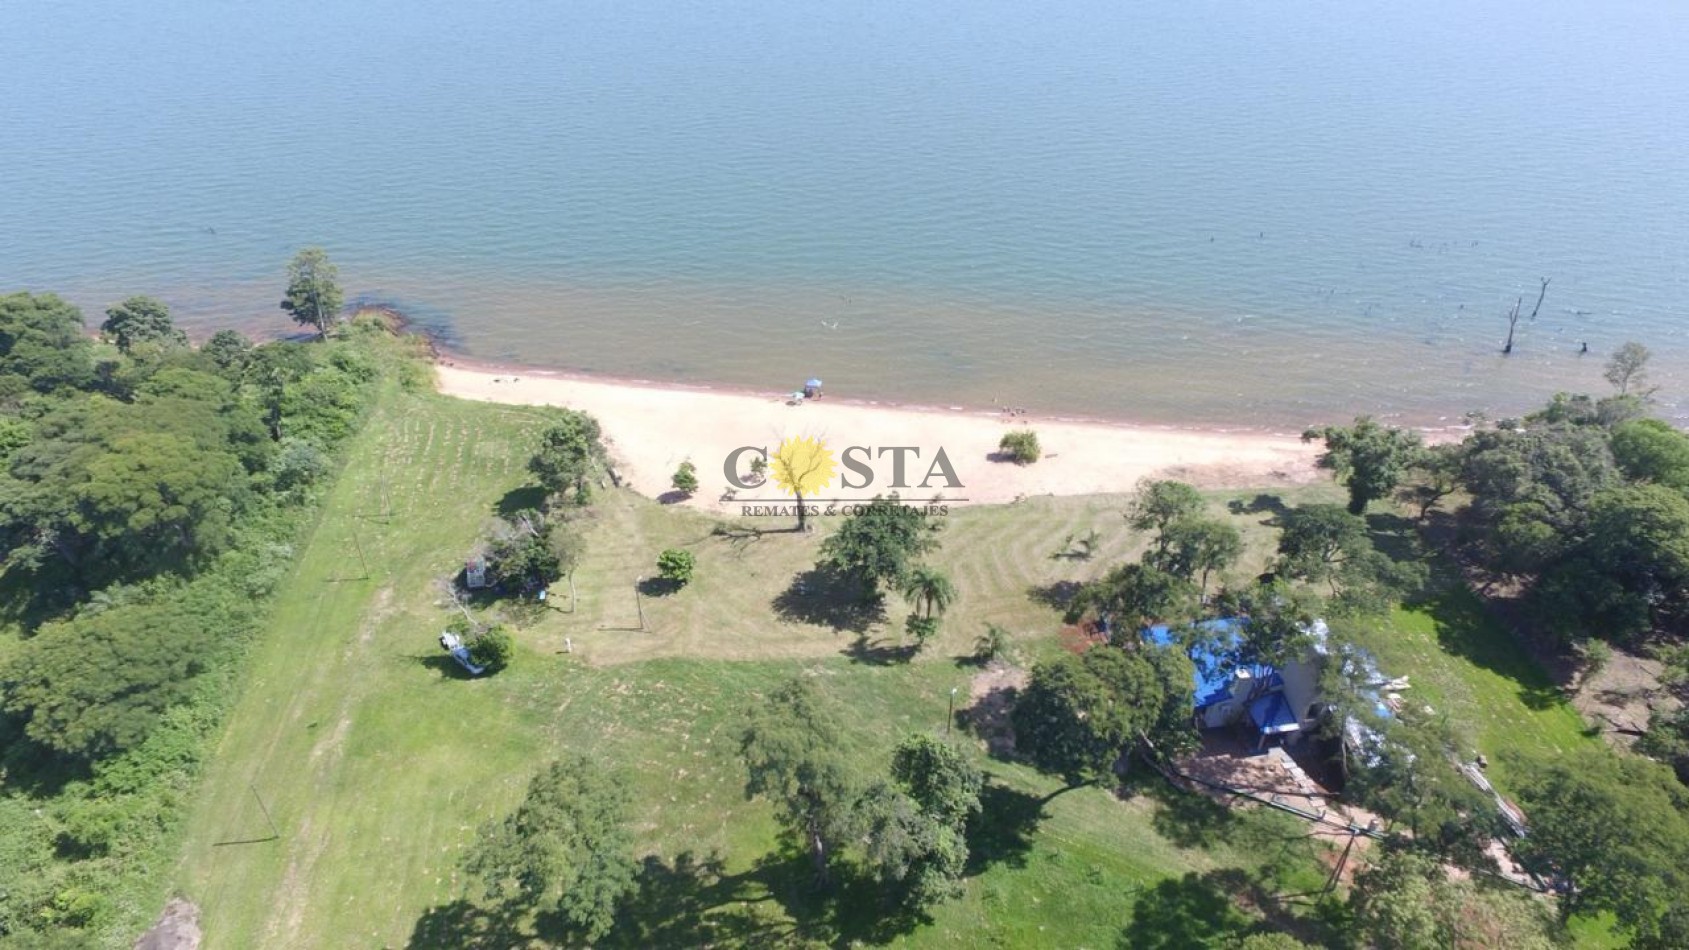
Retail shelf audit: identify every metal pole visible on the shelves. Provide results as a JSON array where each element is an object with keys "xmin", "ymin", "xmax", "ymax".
[
  {"xmin": 946, "ymin": 687, "xmax": 958, "ymax": 736},
  {"xmin": 635, "ymin": 578, "xmax": 645, "ymax": 630},
  {"xmin": 250, "ymin": 783, "xmax": 280, "ymax": 839}
]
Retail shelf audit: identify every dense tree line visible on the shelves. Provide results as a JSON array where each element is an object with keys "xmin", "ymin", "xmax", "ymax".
[
  {"xmin": 1302, "ymin": 349, "xmax": 1689, "ymax": 945},
  {"xmin": 0, "ymin": 259, "xmax": 411, "ymax": 942},
  {"xmin": 1, "ymin": 292, "xmax": 385, "ymax": 761}
]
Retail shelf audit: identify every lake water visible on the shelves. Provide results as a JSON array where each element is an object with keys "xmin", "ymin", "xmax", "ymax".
[{"xmin": 3, "ymin": 0, "xmax": 1687, "ymax": 428}]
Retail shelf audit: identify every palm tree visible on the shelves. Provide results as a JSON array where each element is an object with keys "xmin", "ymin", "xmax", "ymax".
[{"xmin": 900, "ymin": 565, "xmax": 956, "ymax": 620}]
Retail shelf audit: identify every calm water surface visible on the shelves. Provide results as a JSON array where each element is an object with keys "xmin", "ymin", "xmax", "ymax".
[{"xmin": 3, "ymin": 0, "xmax": 1687, "ymax": 427}]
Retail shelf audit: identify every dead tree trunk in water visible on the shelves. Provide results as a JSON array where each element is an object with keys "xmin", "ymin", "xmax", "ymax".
[{"xmin": 1501, "ymin": 277, "xmax": 1550, "ymax": 355}]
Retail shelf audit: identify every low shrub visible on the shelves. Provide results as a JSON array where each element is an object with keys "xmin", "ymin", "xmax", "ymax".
[{"xmin": 998, "ymin": 429, "xmax": 1041, "ymax": 465}]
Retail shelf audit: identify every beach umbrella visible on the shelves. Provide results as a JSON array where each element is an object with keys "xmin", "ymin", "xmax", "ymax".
[{"xmin": 806, "ymin": 378, "xmax": 823, "ymax": 388}]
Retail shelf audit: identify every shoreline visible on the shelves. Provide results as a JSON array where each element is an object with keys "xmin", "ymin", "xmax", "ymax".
[
  {"xmin": 430, "ymin": 351, "xmax": 1317, "ymax": 439},
  {"xmin": 433, "ymin": 359, "xmax": 1333, "ymax": 513}
]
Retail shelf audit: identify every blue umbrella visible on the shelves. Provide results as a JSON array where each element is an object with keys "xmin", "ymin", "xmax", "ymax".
[{"xmin": 806, "ymin": 378, "xmax": 823, "ymax": 388}]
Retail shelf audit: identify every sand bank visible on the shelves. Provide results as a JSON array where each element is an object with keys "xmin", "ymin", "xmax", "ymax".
[{"xmin": 434, "ymin": 363, "xmax": 1324, "ymax": 512}]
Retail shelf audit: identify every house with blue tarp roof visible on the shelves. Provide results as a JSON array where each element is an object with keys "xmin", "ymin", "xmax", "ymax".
[{"xmin": 1145, "ymin": 617, "xmax": 1335, "ymax": 749}]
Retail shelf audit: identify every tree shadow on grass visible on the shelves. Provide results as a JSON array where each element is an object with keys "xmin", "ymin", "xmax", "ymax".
[
  {"xmin": 637, "ymin": 576, "xmax": 684, "ymax": 598},
  {"xmin": 1120, "ymin": 861, "xmax": 1346, "ymax": 950},
  {"xmin": 1227, "ymin": 493, "xmax": 1289, "ymax": 522},
  {"xmin": 494, "ymin": 485, "xmax": 549, "ymax": 518},
  {"xmin": 1027, "ymin": 580, "xmax": 1085, "ymax": 621},
  {"xmin": 411, "ymin": 854, "xmax": 790, "ymax": 949},
  {"xmin": 749, "ymin": 848, "xmax": 927, "ymax": 947},
  {"xmin": 772, "ymin": 566, "xmax": 885, "ymax": 634},
  {"xmin": 406, "ymin": 898, "xmax": 527, "ymax": 949},
  {"xmin": 601, "ymin": 852, "xmax": 789, "ymax": 947},
  {"xmin": 960, "ymin": 683, "xmax": 1021, "ymax": 758},
  {"xmin": 1120, "ymin": 871, "xmax": 1253, "ymax": 950},
  {"xmin": 1145, "ymin": 780, "xmax": 1240, "ymax": 850},
  {"xmin": 1423, "ymin": 588, "xmax": 1570, "ymax": 711},
  {"xmin": 841, "ymin": 633, "xmax": 918, "ymax": 666},
  {"xmin": 413, "ymin": 653, "xmax": 479, "ymax": 680},
  {"xmin": 965, "ymin": 782, "xmax": 1043, "ymax": 874}
]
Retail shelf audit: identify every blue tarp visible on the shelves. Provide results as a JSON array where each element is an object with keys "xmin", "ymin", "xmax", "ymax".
[
  {"xmin": 1145, "ymin": 618, "xmax": 1267, "ymax": 710},
  {"xmin": 1249, "ymin": 691, "xmax": 1299, "ymax": 734}
]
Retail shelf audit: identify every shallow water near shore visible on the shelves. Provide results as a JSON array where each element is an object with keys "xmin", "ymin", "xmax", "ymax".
[{"xmin": 4, "ymin": 0, "xmax": 1687, "ymax": 427}]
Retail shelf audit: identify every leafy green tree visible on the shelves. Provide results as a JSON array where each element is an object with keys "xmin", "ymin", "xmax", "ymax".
[
  {"xmin": 100, "ymin": 296, "xmax": 185, "ymax": 354},
  {"xmin": 1210, "ymin": 578, "xmax": 1320, "ymax": 669},
  {"xmin": 997, "ymin": 429, "xmax": 1040, "ymax": 464},
  {"xmin": 1348, "ymin": 848, "xmax": 1448, "ymax": 950},
  {"xmin": 528, "ymin": 410, "xmax": 606, "ymax": 504},
  {"xmin": 856, "ymin": 735, "xmax": 983, "ymax": 913},
  {"xmin": 1456, "ymin": 423, "xmax": 1617, "ymax": 577},
  {"xmin": 856, "ymin": 781, "xmax": 968, "ymax": 911},
  {"xmin": 656, "ymin": 548, "xmax": 695, "ymax": 585},
  {"xmin": 1639, "ymin": 704, "xmax": 1689, "ymax": 787},
  {"xmin": 1395, "ymin": 440, "xmax": 1465, "ymax": 520},
  {"xmin": 740, "ymin": 678, "xmax": 861, "ymax": 885},
  {"xmin": 1147, "ymin": 516, "xmax": 1242, "ymax": 594},
  {"xmin": 1347, "ymin": 713, "xmax": 1501, "ymax": 868},
  {"xmin": 819, "ymin": 494, "xmax": 939, "ymax": 596},
  {"xmin": 201, "ymin": 329, "xmax": 253, "ymax": 374},
  {"xmin": 464, "ymin": 755, "xmax": 637, "ymax": 941},
  {"xmin": 1611, "ymin": 417, "xmax": 1689, "ymax": 491},
  {"xmin": 1139, "ymin": 643, "xmax": 1200, "ymax": 759},
  {"xmin": 670, "ymin": 459, "xmax": 699, "ymax": 495},
  {"xmin": 890, "ymin": 734, "xmax": 984, "ymax": 832},
  {"xmin": 1511, "ymin": 750, "xmax": 1689, "ymax": 935},
  {"xmin": 1, "ymin": 600, "xmax": 222, "ymax": 759},
  {"xmin": 280, "ymin": 247, "xmax": 345, "ymax": 337},
  {"xmin": 1584, "ymin": 484, "xmax": 1689, "ymax": 632},
  {"xmin": 268, "ymin": 437, "xmax": 331, "ymax": 493},
  {"xmin": 77, "ymin": 431, "xmax": 247, "ymax": 562},
  {"xmin": 900, "ymin": 564, "xmax": 955, "ymax": 620},
  {"xmin": 3, "ymin": 400, "xmax": 251, "ymax": 576},
  {"xmin": 467, "ymin": 625, "xmax": 515, "ymax": 672},
  {"xmin": 277, "ymin": 364, "xmax": 368, "ymax": 447},
  {"xmin": 1125, "ymin": 479, "xmax": 1205, "ymax": 540},
  {"xmin": 484, "ymin": 517, "xmax": 561, "ymax": 590},
  {"xmin": 1528, "ymin": 390, "xmax": 1647, "ymax": 429},
  {"xmin": 1303, "ymin": 416, "xmax": 1424, "ymax": 515},
  {"xmin": 1082, "ymin": 562, "xmax": 1197, "ymax": 633},
  {"xmin": 1604, "ymin": 340, "xmax": 1653, "ymax": 396},
  {"xmin": 548, "ymin": 522, "xmax": 587, "ymax": 610},
  {"xmin": 0, "ymin": 417, "xmax": 33, "ymax": 467},
  {"xmin": 1346, "ymin": 844, "xmax": 1560, "ymax": 949},
  {"xmin": 0, "ymin": 291, "xmax": 95, "ymax": 397},
  {"xmin": 1011, "ymin": 645, "xmax": 1193, "ymax": 787},
  {"xmin": 1274, "ymin": 504, "xmax": 1420, "ymax": 611},
  {"xmin": 1228, "ymin": 935, "xmax": 1315, "ymax": 950},
  {"xmin": 904, "ymin": 613, "xmax": 940, "ymax": 649}
]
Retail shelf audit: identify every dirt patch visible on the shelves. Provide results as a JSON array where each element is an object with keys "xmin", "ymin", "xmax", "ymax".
[
  {"xmin": 134, "ymin": 898, "xmax": 201, "ymax": 950},
  {"xmin": 1057, "ymin": 621, "xmax": 1106, "ymax": 655},
  {"xmin": 962, "ymin": 663, "xmax": 1028, "ymax": 757},
  {"xmin": 1572, "ymin": 646, "xmax": 1676, "ymax": 747}
]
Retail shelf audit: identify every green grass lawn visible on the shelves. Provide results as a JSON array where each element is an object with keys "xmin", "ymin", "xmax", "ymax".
[
  {"xmin": 169, "ymin": 387, "xmax": 1581, "ymax": 947},
  {"xmin": 1335, "ymin": 592, "xmax": 1593, "ymax": 791}
]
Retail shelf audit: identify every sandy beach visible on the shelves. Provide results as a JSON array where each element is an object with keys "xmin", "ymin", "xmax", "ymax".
[{"xmin": 434, "ymin": 363, "xmax": 1324, "ymax": 512}]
